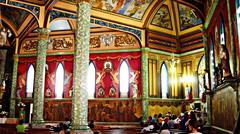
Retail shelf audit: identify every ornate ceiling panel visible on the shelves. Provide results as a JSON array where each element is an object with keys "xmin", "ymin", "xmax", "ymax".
[
  {"xmin": 92, "ymin": 0, "xmax": 153, "ymax": 20},
  {"xmin": 1, "ymin": 6, "xmax": 30, "ymax": 29},
  {"xmin": 151, "ymin": 4, "xmax": 172, "ymax": 30},
  {"xmin": 178, "ymin": 3, "xmax": 202, "ymax": 31}
]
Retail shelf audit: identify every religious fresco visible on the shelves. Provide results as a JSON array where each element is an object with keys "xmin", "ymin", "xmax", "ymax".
[
  {"xmin": 1, "ymin": 6, "xmax": 29, "ymax": 29},
  {"xmin": 44, "ymin": 100, "xmax": 72, "ymax": 121},
  {"xmin": 151, "ymin": 4, "xmax": 172, "ymax": 30},
  {"xmin": 92, "ymin": 0, "xmax": 153, "ymax": 20},
  {"xmin": 88, "ymin": 100, "xmax": 142, "ymax": 122},
  {"xmin": 178, "ymin": 3, "xmax": 202, "ymax": 30}
]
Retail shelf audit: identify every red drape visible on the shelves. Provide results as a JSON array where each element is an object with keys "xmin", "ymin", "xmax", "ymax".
[
  {"xmin": 90, "ymin": 52, "xmax": 141, "ymax": 98},
  {"xmin": 17, "ymin": 57, "xmax": 36, "ymax": 98}
]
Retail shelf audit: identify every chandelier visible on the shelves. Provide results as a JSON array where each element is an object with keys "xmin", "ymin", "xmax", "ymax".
[{"xmin": 0, "ymin": 6, "xmax": 12, "ymax": 47}]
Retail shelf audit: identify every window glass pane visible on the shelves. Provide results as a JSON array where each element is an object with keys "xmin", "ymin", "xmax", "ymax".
[
  {"xmin": 220, "ymin": 16, "xmax": 225, "ymax": 45},
  {"xmin": 26, "ymin": 65, "xmax": 34, "ymax": 97},
  {"xmin": 237, "ymin": 7, "xmax": 240, "ymax": 49},
  {"xmin": 210, "ymin": 37, "xmax": 215, "ymax": 89},
  {"xmin": 55, "ymin": 63, "xmax": 64, "ymax": 99},
  {"xmin": 161, "ymin": 63, "xmax": 168, "ymax": 98},
  {"xmin": 50, "ymin": 20, "xmax": 71, "ymax": 31},
  {"xmin": 120, "ymin": 61, "xmax": 130, "ymax": 98},
  {"xmin": 88, "ymin": 62, "xmax": 96, "ymax": 98},
  {"xmin": 198, "ymin": 56, "xmax": 205, "ymax": 98}
]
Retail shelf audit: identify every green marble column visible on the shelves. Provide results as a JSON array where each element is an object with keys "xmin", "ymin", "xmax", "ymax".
[
  {"xmin": 31, "ymin": 28, "xmax": 50, "ymax": 127},
  {"xmin": 71, "ymin": 0, "xmax": 92, "ymax": 132},
  {"xmin": 9, "ymin": 54, "xmax": 18, "ymax": 118},
  {"xmin": 141, "ymin": 48, "xmax": 149, "ymax": 122}
]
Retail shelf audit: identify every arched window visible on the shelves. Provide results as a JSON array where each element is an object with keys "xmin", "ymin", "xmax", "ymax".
[
  {"xmin": 236, "ymin": 0, "xmax": 240, "ymax": 50},
  {"xmin": 88, "ymin": 62, "xmax": 96, "ymax": 99},
  {"xmin": 160, "ymin": 63, "xmax": 168, "ymax": 98},
  {"xmin": 220, "ymin": 15, "xmax": 225, "ymax": 45},
  {"xmin": 198, "ymin": 55, "xmax": 205, "ymax": 98},
  {"xmin": 55, "ymin": 63, "xmax": 64, "ymax": 99},
  {"xmin": 119, "ymin": 60, "xmax": 130, "ymax": 98},
  {"xmin": 26, "ymin": 64, "xmax": 35, "ymax": 98},
  {"xmin": 210, "ymin": 37, "xmax": 215, "ymax": 89}
]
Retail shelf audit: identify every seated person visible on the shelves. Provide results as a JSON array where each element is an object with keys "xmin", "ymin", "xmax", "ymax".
[{"xmin": 16, "ymin": 119, "xmax": 26, "ymax": 133}]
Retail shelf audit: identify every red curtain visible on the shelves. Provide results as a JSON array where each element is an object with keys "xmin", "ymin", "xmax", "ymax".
[
  {"xmin": 45, "ymin": 55, "xmax": 73, "ymax": 98},
  {"xmin": 90, "ymin": 52, "xmax": 141, "ymax": 98},
  {"xmin": 17, "ymin": 57, "xmax": 36, "ymax": 98}
]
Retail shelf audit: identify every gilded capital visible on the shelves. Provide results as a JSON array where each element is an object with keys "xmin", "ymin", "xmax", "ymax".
[
  {"xmin": 37, "ymin": 28, "xmax": 50, "ymax": 40},
  {"xmin": 13, "ymin": 54, "xmax": 19, "ymax": 62}
]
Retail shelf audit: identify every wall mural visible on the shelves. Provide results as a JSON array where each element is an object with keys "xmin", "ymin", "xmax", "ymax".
[
  {"xmin": 92, "ymin": 0, "xmax": 153, "ymax": 20},
  {"xmin": 151, "ymin": 4, "xmax": 172, "ymax": 30},
  {"xmin": 88, "ymin": 100, "xmax": 142, "ymax": 122},
  {"xmin": 148, "ymin": 100, "xmax": 190, "ymax": 117},
  {"xmin": 178, "ymin": 3, "xmax": 202, "ymax": 30}
]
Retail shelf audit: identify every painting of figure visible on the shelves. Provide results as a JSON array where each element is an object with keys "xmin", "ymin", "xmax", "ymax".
[
  {"xmin": 92, "ymin": 0, "xmax": 153, "ymax": 20},
  {"xmin": 178, "ymin": 3, "xmax": 202, "ymax": 30},
  {"xmin": 151, "ymin": 4, "xmax": 172, "ymax": 29}
]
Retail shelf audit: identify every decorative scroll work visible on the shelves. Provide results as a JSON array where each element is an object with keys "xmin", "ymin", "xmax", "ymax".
[
  {"xmin": 90, "ymin": 33, "xmax": 138, "ymax": 50},
  {"xmin": 51, "ymin": 38, "xmax": 73, "ymax": 50},
  {"xmin": 22, "ymin": 40, "xmax": 38, "ymax": 52},
  {"xmin": 20, "ymin": 36, "xmax": 74, "ymax": 54}
]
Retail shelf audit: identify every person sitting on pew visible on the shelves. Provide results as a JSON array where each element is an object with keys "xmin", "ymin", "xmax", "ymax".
[
  {"xmin": 187, "ymin": 119, "xmax": 202, "ymax": 134},
  {"xmin": 160, "ymin": 122, "xmax": 170, "ymax": 134},
  {"xmin": 16, "ymin": 119, "xmax": 26, "ymax": 133}
]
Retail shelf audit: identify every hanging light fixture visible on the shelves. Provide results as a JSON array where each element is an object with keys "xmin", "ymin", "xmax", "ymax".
[{"xmin": 0, "ymin": 6, "xmax": 12, "ymax": 47}]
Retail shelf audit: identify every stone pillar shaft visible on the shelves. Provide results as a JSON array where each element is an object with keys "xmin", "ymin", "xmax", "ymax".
[
  {"xmin": 32, "ymin": 28, "xmax": 50, "ymax": 126},
  {"xmin": 141, "ymin": 48, "xmax": 149, "ymax": 122},
  {"xmin": 9, "ymin": 54, "xmax": 18, "ymax": 118},
  {"xmin": 71, "ymin": 1, "xmax": 91, "ymax": 131}
]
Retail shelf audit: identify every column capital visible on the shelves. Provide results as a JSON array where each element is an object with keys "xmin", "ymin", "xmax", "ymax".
[
  {"xmin": 36, "ymin": 28, "xmax": 50, "ymax": 40},
  {"xmin": 13, "ymin": 54, "xmax": 18, "ymax": 61}
]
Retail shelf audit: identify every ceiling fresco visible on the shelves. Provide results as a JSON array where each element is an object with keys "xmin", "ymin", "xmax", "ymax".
[
  {"xmin": 178, "ymin": 3, "xmax": 202, "ymax": 30},
  {"xmin": 92, "ymin": 0, "xmax": 153, "ymax": 20},
  {"xmin": 1, "ymin": 6, "xmax": 29, "ymax": 29},
  {"xmin": 151, "ymin": 4, "xmax": 172, "ymax": 30}
]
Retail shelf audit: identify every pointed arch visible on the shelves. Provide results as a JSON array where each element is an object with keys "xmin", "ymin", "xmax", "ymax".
[
  {"xmin": 26, "ymin": 64, "xmax": 35, "ymax": 97},
  {"xmin": 119, "ymin": 60, "xmax": 130, "ymax": 98},
  {"xmin": 55, "ymin": 63, "xmax": 64, "ymax": 99},
  {"xmin": 88, "ymin": 61, "xmax": 96, "ymax": 99},
  {"xmin": 210, "ymin": 36, "xmax": 215, "ymax": 89},
  {"xmin": 160, "ymin": 62, "xmax": 168, "ymax": 98},
  {"xmin": 220, "ymin": 14, "xmax": 226, "ymax": 45},
  {"xmin": 197, "ymin": 55, "xmax": 205, "ymax": 98}
]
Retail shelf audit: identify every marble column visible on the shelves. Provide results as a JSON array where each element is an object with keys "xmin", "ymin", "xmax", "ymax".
[
  {"xmin": 141, "ymin": 48, "xmax": 149, "ymax": 122},
  {"xmin": 71, "ymin": 0, "xmax": 92, "ymax": 132},
  {"xmin": 9, "ymin": 54, "xmax": 18, "ymax": 118},
  {"xmin": 31, "ymin": 28, "xmax": 50, "ymax": 127}
]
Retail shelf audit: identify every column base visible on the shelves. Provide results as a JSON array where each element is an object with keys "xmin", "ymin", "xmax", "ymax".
[
  {"xmin": 71, "ymin": 129, "xmax": 93, "ymax": 134},
  {"xmin": 31, "ymin": 119, "xmax": 45, "ymax": 128}
]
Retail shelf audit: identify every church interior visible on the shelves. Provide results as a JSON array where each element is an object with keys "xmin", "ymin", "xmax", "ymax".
[{"xmin": 0, "ymin": 0, "xmax": 239, "ymax": 133}]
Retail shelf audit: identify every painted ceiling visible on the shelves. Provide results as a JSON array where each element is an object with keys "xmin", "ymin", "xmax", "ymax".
[
  {"xmin": 91, "ymin": 0, "xmax": 153, "ymax": 20},
  {"xmin": 1, "ymin": 6, "xmax": 30, "ymax": 29}
]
